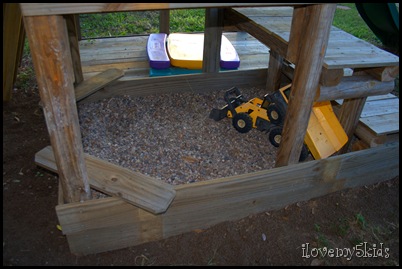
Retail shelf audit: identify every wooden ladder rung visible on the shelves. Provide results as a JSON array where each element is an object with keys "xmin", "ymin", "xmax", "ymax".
[{"xmin": 75, "ymin": 68, "xmax": 124, "ymax": 102}]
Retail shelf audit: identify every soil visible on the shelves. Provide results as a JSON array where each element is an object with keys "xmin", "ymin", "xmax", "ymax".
[{"xmin": 3, "ymin": 56, "xmax": 399, "ymax": 266}]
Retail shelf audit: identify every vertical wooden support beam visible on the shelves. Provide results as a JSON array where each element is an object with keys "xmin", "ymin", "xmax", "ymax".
[
  {"xmin": 203, "ymin": 8, "xmax": 223, "ymax": 73},
  {"xmin": 286, "ymin": 6, "xmax": 307, "ymax": 64},
  {"xmin": 23, "ymin": 15, "xmax": 91, "ymax": 203},
  {"xmin": 266, "ymin": 50, "xmax": 284, "ymax": 93},
  {"xmin": 74, "ymin": 15, "xmax": 82, "ymax": 41},
  {"xmin": 276, "ymin": 4, "xmax": 336, "ymax": 167},
  {"xmin": 159, "ymin": 10, "xmax": 170, "ymax": 34},
  {"xmin": 65, "ymin": 14, "xmax": 84, "ymax": 85},
  {"xmin": 3, "ymin": 3, "xmax": 25, "ymax": 102},
  {"xmin": 336, "ymin": 97, "xmax": 367, "ymax": 154}
]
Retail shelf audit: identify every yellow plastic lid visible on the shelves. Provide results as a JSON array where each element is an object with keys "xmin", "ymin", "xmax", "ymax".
[{"xmin": 167, "ymin": 33, "xmax": 239, "ymax": 70}]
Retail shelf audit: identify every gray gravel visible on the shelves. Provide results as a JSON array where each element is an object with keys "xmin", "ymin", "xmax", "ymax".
[{"xmin": 77, "ymin": 87, "xmax": 281, "ymax": 186}]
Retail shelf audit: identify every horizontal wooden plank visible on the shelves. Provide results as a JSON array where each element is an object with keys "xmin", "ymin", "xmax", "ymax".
[
  {"xmin": 79, "ymin": 35, "xmax": 149, "ymax": 49},
  {"xmin": 80, "ymin": 49, "xmax": 148, "ymax": 63},
  {"xmin": 83, "ymin": 68, "xmax": 150, "ymax": 81},
  {"xmin": 79, "ymin": 33, "xmax": 271, "ymax": 77},
  {"xmin": 56, "ymin": 196, "xmax": 151, "ymax": 235},
  {"xmin": 318, "ymin": 75, "xmax": 395, "ymax": 101},
  {"xmin": 357, "ymin": 66, "xmax": 399, "ymax": 82},
  {"xmin": 75, "ymin": 68, "xmax": 124, "ymax": 102},
  {"xmin": 79, "ymin": 69, "xmax": 268, "ymax": 104},
  {"xmin": 81, "ymin": 61, "xmax": 148, "ymax": 74},
  {"xmin": 231, "ymin": 8, "xmax": 399, "ymax": 69},
  {"xmin": 338, "ymin": 142, "xmax": 399, "ymax": 188},
  {"xmin": 322, "ymin": 55, "xmax": 399, "ymax": 69},
  {"xmin": 79, "ymin": 32, "xmax": 270, "ymax": 54},
  {"xmin": 334, "ymin": 93, "xmax": 397, "ymax": 105},
  {"xmin": 35, "ymin": 146, "xmax": 176, "ymax": 214},
  {"xmin": 333, "ymin": 93, "xmax": 399, "ymax": 136},
  {"xmin": 359, "ymin": 112, "xmax": 399, "ymax": 135},
  {"xmin": 359, "ymin": 98, "xmax": 399, "ymax": 118},
  {"xmin": 55, "ymin": 142, "xmax": 399, "ymax": 255},
  {"xmin": 366, "ymin": 93, "xmax": 398, "ymax": 101},
  {"xmin": 232, "ymin": 6, "xmax": 294, "ymax": 17},
  {"xmin": 355, "ymin": 124, "xmax": 399, "ymax": 147}
]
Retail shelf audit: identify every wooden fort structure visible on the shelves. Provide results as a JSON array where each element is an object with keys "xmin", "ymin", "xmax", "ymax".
[{"xmin": 4, "ymin": 3, "xmax": 399, "ymax": 255}]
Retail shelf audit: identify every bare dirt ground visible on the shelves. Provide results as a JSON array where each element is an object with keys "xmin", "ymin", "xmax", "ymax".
[{"xmin": 3, "ymin": 55, "xmax": 399, "ymax": 266}]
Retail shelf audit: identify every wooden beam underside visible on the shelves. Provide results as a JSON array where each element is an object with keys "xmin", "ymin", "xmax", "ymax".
[{"xmin": 19, "ymin": 3, "xmax": 309, "ymax": 16}]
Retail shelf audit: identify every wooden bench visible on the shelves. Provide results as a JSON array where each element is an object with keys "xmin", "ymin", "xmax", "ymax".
[{"xmin": 334, "ymin": 93, "xmax": 399, "ymax": 148}]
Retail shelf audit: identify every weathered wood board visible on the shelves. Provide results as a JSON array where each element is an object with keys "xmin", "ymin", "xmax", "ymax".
[
  {"xmin": 3, "ymin": 3, "xmax": 25, "ymax": 102},
  {"xmin": 232, "ymin": 7, "xmax": 399, "ymax": 69},
  {"xmin": 78, "ymin": 32, "xmax": 270, "ymax": 80},
  {"xmin": 335, "ymin": 94, "xmax": 399, "ymax": 135},
  {"xmin": 75, "ymin": 68, "xmax": 124, "ymax": 102},
  {"xmin": 18, "ymin": 3, "xmax": 399, "ymax": 257},
  {"xmin": 19, "ymin": 3, "xmax": 310, "ymax": 16},
  {"xmin": 52, "ymin": 142, "xmax": 398, "ymax": 255},
  {"xmin": 35, "ymin": 146, "xmax": 176, "ymax": 214}
]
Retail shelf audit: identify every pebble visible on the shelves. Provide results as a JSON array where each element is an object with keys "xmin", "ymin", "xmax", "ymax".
[{"xmin": 78, "ymin": 88, "xmax": 280, "ymax": 187}]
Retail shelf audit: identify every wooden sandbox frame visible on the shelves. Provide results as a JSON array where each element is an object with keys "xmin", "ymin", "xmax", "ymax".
[
  {"xmin": 36, "ymin": 143, "xmax": 399, "ymax": 255},
  {"xmin": 13, "ymin": 3, "xmax": 399, "ymax": 255}
]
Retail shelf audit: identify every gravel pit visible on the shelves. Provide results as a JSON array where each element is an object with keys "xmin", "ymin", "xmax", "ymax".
[{"xmin": 78, "ymin": 87, "xmax": 298, "ymax": 186}]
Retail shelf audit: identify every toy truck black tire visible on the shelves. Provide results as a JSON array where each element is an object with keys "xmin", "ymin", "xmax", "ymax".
[
  {"xmin": 232, "ymin": 113, "xmax": 253, "ymax": 133},
  {"xmin": 269, "ymin": 126, "xmax": 310, "ymax": 162},
  {"xmin": 267, "ymin": 104, "xmax": 285, "ymax": 125},
  {"xmin": 269, "ymin": 126, "xmax": 283, "ymax": 147}
]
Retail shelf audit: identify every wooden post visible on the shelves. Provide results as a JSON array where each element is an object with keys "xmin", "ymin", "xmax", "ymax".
[
  {"xmin": 266, "ymin": 50, "xmax": 283, "ymax": 93},
  {"xmin": 74, "ymin": 15, "xmax": 82, "ymax": 41},
  {"xmin": 203, "ymin": 8, "xmax": 223, "ymax": 73},
  {"xmin": 336, "ymin": 97, "xmax": 368, "ymax": 154},
  {"xmin": 159, "ymin": 10, "xmax": 170, "ymax": 34},
  {"xmin": 23, "ymin": 15, "xmax": 91, "ymax": 203},
  {"xmin": 276, "ymin": 4, "xmax": 337, "ymax": 167},
  {"xmin": 65, "ymin": 14, "xmax": 84, "ymax": 86},
  {"xmin": 3, "ymin": 3, "xmax": 25, "ymax": 102},
  {"xmin": 286, "ymin": 6, "xmax": 306, "ymax": 64}
]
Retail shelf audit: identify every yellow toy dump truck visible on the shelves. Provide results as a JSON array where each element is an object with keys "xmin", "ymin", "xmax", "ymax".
[{"xmin": 209, "ymin": 84, "xmax": 348, "ymax": 160}]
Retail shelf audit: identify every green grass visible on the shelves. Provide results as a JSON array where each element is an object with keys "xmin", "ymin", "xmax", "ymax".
[
  {"xmin": 79, "ymin": 11, "xmax": 160, "ymax": 38},
  {"xmin": 79, "ymin": 9, "xmax": 205, "ymax": 38},
  {"xmin": 78, "ymin": 4, "xmax": 382, "ymax": 49},
  {"xmin": 332, "ymin": 3, "xmax": 382, "ymax": 48}
]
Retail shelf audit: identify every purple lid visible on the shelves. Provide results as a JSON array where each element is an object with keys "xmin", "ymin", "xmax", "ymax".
[
  {"xmin": 147, "ymin": 33, "xmax": 171, "ymax": 69},
  {"xmin": 220, "ymin": 36, "xmax": 240, "ymax": 69}
]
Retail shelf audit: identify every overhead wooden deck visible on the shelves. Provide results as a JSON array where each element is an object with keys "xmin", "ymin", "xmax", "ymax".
[
  {"xmin": 229, "ymin": 7, "xmax": 399, "ymax": 69},
  {"xmin": 78, "ymin": 7, "xmax": 399, "ymax": 145},
  {"xmin": 79, "ymin": 7, "xmax": 400, "ymax": 78}
]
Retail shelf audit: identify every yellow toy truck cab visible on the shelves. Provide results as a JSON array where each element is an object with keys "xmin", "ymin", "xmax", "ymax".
[
  {"xmin": 209, "ymin": 84, "xmax": 348, "ymax": 160},
  {"xmin": 276, "ymin": 84, "xmax": 349, "ymax": 160}
]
